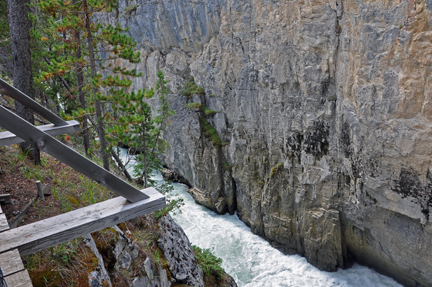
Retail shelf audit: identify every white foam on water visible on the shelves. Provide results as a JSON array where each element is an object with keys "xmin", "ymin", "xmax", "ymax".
[
  {"xmin": 116, "ymin": 152, "xmax": 403, "ymax": 287},
  {"xmin": 165, "ymin": 179, "xmax": 402, "ymax": 287},
  {"xmin": 115, "ymin": 147, "xmax": 137, "ymax": 174}
]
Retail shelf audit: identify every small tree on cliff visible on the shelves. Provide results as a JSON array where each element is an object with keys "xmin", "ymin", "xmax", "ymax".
[
  {"xmin": 106, "ymin": 71, "xmax": 174, "ymax": 188},
  {"xmin": 137, "ymin": 70, "xmax": 175, "ymax": 186}
]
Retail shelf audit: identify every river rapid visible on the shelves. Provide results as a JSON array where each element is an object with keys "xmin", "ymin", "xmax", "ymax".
[
  {"xmin": 117, "ymin": 149, "xmax": 402, "ymax": 287},
  {"xmin": 160, "ymin": 175, "xmax": 402, "ymax": 287}
]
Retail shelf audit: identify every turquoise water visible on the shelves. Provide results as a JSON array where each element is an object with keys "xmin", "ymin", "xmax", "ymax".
[{"xmin": 117, "ymin": 149, "xmax": 402, "ymax": 287}]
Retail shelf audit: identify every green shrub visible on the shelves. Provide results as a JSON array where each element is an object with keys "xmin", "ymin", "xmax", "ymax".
[
  {"xmin": 270, "ymin": 163, "xmax": 284, "ymax": 178},
  {"xmin": 203, "ymin": 106, "xmax": 220, "ymax": 117},
  {"xmin": 123, "ymin": 4, "xmax": 137, "ymax": 15},
  {"xmin": 196, "ymin": 86, "xmax": 205, "ymax": 96},
  {"xmin": 153, "ymin": 180, "xmax": 184, "ymax": 219},
  {"xmin": 185, "ymin": 103, "xmax": 220, "ymax": 118},
  {"xmin": 200, "ymin": 118, "xmax": 226, "ymax": 149},
  {"xmin": 185, "ymin": 102, "xmax": 202, "ymax": 111},
  {"xmin": 179, "ymin": 76, "xmax": 205, "ymax": 98},
  {"xmin": 192, "ymin": 246, "xmax": 224, "ymax": 279}
]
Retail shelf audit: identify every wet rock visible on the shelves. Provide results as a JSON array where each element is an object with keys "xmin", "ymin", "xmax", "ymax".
[
  {"xmin": 188, "ymin": 187, "xmax": 215, "ymax": 212},
  {"xmin": 161, "ymin": 168, "xmax": 191, "ymax": 187},
  {"xmin": 215, "ymin": 197, "xmax": 228, "ymax": 214}
]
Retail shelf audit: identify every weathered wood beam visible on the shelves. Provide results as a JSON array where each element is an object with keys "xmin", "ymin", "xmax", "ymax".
[
  {"xmin": 0, "ymin": 249, "xmax": 25, "ymax": 277},
  {"xmin": 0, "ymin": 78, "xmax": 67, "ymax": 126},
  {"xmin": 0, "ymin": 106, "xmax": 149, "ymax": 202},
  {"xmin": 0, "ymin": 213, "xmax": 9, "ymax": 232},
  {"xmin": 4, "ymin": 269, "xmax": 32, "ymax": 287},
  {"xmin": 0, "ymin": 120, "xmax": 80, "ymax": 146},
  {"xmin": 0, "ymin": 202, "xmax": 33, "ymax": 287},
  {"xmin": 0, "ymin": 187, "xmax": 165, "ymax": 256}
]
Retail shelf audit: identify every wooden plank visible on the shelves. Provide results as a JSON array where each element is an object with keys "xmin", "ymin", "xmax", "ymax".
[
  {"xmin": 0, "ymin": 194, "xmax": 11, "ymax": 203},
  {"xmin": 0, "ymin": 213, "xmax": 9, "ymax": 232},
  {"xmin": 0, "ymin": 120, "xmax": 80, "ymax": 146},
  {"xmin": 0, "ymin": 249, "xmax": 25, "ymax": 276},
  {"xmin": 0, "ymin": 187, "xmax": 165, "ymax": 256},
  {"xmin": 0, "ymin": 106, "xmax": 149, "ymax": 203},
  {"xmin": 4, "ymin": 269, "xmax": 32, "ymax": 287},
  {"xmin": 0, "ymin": 78, "xmax": 67, "ymax": 126}
]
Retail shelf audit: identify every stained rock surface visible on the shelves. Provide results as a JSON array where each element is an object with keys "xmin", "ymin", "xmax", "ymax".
[{"xmin": 113, "ymin": 0, "xmax": 432, "ymax": 286}]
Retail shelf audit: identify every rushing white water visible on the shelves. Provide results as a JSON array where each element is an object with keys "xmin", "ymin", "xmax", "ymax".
[
  {"xmin": 117, "ymin": 148, "xmax": 402, "ymax": 287},
  {"xmin": 158, "ymin": 175, "xmax": 403, "ymax": 287}
]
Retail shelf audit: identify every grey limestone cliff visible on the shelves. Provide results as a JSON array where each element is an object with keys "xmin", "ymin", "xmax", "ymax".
[{"xmin": 113, "ymin": 0, "xmax": 432, "ymax": 286}]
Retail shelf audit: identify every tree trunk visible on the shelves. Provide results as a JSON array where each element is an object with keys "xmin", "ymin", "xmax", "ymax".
[
  {"xmin": 111, "ymin": 149, "xmax": 133, "ymax": 182},
  {"xmin": 83, "ymin": 0, "xmax": 109, "ymax": 170},
  {"xmin": 6, "ymin": 0, "xmax": 40, "ymax": 165},
  {"xmin": 140, "ymin": 122, "xmax": 148, "ymax": 188},
  {"xmin": 75, "ymin": 30, "xmax": 91, "ymax": 158}
]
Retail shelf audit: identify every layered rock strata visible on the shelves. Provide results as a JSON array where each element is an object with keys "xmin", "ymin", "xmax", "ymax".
[{"xmin": 115, "ymin": 0, "xmax": 432, "ymax": 286}]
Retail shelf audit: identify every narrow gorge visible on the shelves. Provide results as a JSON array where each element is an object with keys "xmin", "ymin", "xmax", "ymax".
[{"xmin": 114, "ymin": 0, "xmax": 432, "ymax": 286}]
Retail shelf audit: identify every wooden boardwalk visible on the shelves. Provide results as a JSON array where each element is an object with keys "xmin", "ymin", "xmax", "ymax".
[
  {"xmin": 0, "ymin": 205, "xmax": 32, "ymax": 287},
  {"xmin": 0, "ymin": 188, "xmax": 164, "ymax": 256},
  {"xmin": 0, "ymin": 188, "xmax": 164, "ymax": 286}
]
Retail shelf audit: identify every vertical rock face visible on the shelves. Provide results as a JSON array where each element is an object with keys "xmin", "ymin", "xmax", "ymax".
[
  {"xmin": 335, "ymin": 1, "xmax": 432, "ymax": 286},
  {"xmin": 117, "ymin": 0, "xmax": 432, "ymax": 286},
  {"xmin": 118, "ymin": 0, "xmax": 223, "ymax": 53}
]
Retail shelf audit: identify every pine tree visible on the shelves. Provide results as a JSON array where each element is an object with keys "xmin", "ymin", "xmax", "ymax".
[
  {"xmin": 0, "ymin": 0, "xmax": 10, "ymax": 63},
  {"xmin": 136, "ymin": 71, "xmax": 175, "ymax": 187},
  {"xmin": 152, "ymin": 70, "xmax": 175, "ymax": 154},
  {"xmin": 106, "ymin": 71, "xmax": 175, "ymax": 188},
  {"xmin": 106, "ymin": 88, "xmax": 155, "ymax": 187},
  {"xmin": 0, "ymin": 0, "xmax": 11, "ymax": 81},
  {"xmin": 29, "ymin": 6, "xmax": 77, "ymax": 113},
  {"xmin": 6, "ymin": 0, "xmax": 41, "ymax": 164},
  {"xmin": 104, "ymin": 70, "xmax": 182, "ymax": 218},
  {"xmin": 35, "ymin": 0, "xmax": 141, "ymax": 169}
]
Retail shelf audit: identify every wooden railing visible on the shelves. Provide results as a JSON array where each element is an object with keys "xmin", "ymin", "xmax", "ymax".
[
  {"xmin": 0, "ymin": 78, "xmax": 156, "ymax": 203},
  {"xmin": 0, "ymin": 78, "xmax": 166, "ymax": 286}
]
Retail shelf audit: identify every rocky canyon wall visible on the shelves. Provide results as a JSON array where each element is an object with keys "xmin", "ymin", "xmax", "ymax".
[{"xmin": 116, "ymin": 0, "xmax": 432, "ymax": 286}]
